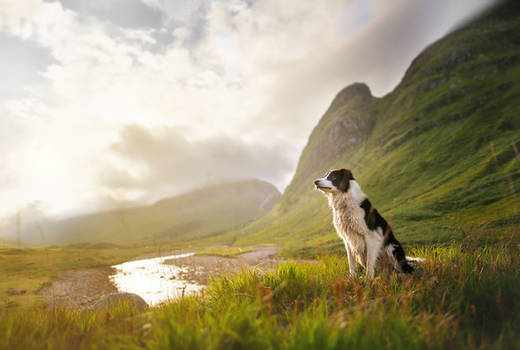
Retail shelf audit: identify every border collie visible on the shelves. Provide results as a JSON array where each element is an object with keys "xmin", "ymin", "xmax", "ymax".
[{"xmin": 314, "ymin": 169, "xmax": 421, "ymax": 279}]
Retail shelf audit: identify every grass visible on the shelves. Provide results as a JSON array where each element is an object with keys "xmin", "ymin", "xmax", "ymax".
[
  {"xmin": 1, "ymin": 232, "xmax": 519, "ymax": 349},
  {"xmin": 159, "ymin": 237, "xmax": 520, "ymax": 349},
  {"xmin": 195, "ymin": 247, "xmax": 255, "ymax": 258}
]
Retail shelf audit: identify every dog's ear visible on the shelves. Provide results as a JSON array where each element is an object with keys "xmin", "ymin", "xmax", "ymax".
[{"xmin": 338, "ymin": 169, "xmax": 354, "ymax": 192}]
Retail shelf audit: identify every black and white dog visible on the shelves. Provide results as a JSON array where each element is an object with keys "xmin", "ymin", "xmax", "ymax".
[{"xmin": 314, "ymin": 169, "xmax": 421, "ymax": 279}]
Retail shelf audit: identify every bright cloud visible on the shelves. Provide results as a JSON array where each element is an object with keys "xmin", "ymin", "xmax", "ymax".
[{"xmin": 0, "ymin": 0, "xmax": 496, "ymax": 223}]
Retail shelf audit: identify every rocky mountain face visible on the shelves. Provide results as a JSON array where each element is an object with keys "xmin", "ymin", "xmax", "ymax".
[{"xmin": 292, "ymin": 83, "xmax": 376, "ymax": 188}]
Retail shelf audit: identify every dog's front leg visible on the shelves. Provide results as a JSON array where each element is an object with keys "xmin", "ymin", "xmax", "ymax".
[
  {"xmin": 365, "ymin": 233, "xmax": 383, "ymax": 279},
  {"xmin": 344, "ymin": 240, "xmax": 357, "ymax": 277}
]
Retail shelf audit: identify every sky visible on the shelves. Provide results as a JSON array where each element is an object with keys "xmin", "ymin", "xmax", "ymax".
[{"xmin": 0, "ymin": 0, "xmax": 497, "ymax": 226}]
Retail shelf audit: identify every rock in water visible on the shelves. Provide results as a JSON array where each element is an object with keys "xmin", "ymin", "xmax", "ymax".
[{"xmin": 93, "ymin": 292, "xmax": 148, "ymax": 311}]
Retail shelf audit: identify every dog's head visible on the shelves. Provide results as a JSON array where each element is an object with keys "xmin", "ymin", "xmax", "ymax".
[{"xmin": 314, "ymin": 168, "xmax": 354, "ymax": 194}]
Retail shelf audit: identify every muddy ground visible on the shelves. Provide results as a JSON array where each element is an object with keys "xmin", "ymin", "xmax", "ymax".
[
  {"xmin": 40, "ymin": 247, "xmax": 280, "ymax": 309},
  {"xmin": 40, "ymin": 266, "xmax": 118, "ymax": 309},
  {"xmin": 165, "ymin": 246, "xmax": 280, "ymax": 284}
]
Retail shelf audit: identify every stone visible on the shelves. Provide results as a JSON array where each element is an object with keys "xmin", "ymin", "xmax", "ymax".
[{"xmin": 92, "ymin": 292, "xmax": 148, "ymax": 311}]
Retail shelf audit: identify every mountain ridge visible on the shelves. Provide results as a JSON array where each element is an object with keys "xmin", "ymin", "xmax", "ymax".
[
  {"xmin": 9, "ymin": 179, "xmax": 280, "ymax": 246},
  {"xmin": 204, "ymin": 0, "xmax": 520, "ymax": 253}
]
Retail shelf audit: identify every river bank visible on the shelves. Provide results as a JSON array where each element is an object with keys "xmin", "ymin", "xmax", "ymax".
[{"xmin": 40, "ymin": 246, "xmax": 279, "ymax": 309}]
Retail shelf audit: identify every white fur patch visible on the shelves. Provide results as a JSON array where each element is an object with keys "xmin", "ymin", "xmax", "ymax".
[
  {"xmin": 385, "ymin": 243, "xmax": 398, "ymax": 268},
  {"xmin": 348, "ymin": 180, "xmax": 366, "ymax": 204},
  {"xmin": 365, "ymin": 230, "xmax": 384, "ymax": 278},
  {"xmin": 314, "ymin": 178, "xmax": 336, "ymax": 191},
  {"xmin": 406, "ymin": 256, "xmax": 425, "ymax": 263},
  {"xmin": 385, "ymin": 243, "xmax": 396, "ymax": 257}
]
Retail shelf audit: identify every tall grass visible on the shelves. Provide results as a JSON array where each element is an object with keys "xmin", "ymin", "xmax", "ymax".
[{"xmin": 1, "ymin": 236, "xmax": 519, "ymax": 349}]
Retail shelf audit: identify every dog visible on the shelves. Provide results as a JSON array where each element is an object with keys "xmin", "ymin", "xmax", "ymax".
[{"xmin": 314, "ymin": 168, "xmax": 421, "ymax": 279}]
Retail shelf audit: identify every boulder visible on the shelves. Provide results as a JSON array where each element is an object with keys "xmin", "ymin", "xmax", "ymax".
[{"xmin": 93, "ymin": 292, "xmax": 148, "ymax": 311}]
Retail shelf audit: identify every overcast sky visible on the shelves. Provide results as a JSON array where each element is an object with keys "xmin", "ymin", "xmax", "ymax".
[{"xmin": 0, "ymin": 0, "xmax": 496, "ymax": 222}]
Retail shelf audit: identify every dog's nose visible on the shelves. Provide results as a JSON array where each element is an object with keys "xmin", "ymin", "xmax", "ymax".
[{"xmin": 314, "ymin": 180, "xmax": 320, "ymax": 185}]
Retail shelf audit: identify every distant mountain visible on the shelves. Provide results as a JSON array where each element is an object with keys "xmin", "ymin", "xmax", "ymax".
[
  {"xmin": 212, "ymin": 1, "xmax": 520, "ymax": 252},
  {"xmin": 42, "ymin": 179, "xmax": 280, "ymax": 245}
]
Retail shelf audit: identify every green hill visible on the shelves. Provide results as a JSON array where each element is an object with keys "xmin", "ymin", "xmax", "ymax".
[
  {"xmin": 45, "ymin": 180, "xmax": 280, "ymax": 245},
  {"xmin": 207, "ymin": 1, "xmax": 520, "ymax": 253}
]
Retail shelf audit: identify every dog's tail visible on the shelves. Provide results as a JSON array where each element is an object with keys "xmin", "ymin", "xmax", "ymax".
[{"xmin": 406, "ymin": 256, "xmax": 425, "ymax": 263}]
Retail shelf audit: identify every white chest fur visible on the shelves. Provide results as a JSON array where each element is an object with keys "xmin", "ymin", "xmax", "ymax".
[{"xmin": 328, "ymin": 191, "xmax": 370, "ymax": 266}]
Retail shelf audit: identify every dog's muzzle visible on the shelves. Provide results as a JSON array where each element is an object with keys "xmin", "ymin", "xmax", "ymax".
[{"xmin": 314, "ymin": 179, "xmax": 330, "ymax": 190}]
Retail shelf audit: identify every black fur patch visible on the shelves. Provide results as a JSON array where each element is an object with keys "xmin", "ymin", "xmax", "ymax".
[
  {"xmin": 326, "ymin": 169, "xmax": 354, "ymax": 192},
  {"xmin": 360, "ymin": 198, "xmax": 413, "ymax": 273},
  {"xmin": 360, "ymin": 198, "xmax": 388, "ymax": 232},
  {"xmin": 389, "ymin": 239, "xmax": 413, "ymax": 273}
]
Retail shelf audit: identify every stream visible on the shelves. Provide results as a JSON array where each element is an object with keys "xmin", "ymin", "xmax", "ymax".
[{"xmin": 109, "ymin": 252, "xmax": 204, "ymax": 306}]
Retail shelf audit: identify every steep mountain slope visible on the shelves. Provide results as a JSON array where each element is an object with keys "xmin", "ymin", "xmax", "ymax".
[
  {"xmin": 210, "ymin": 1, "xmax": 520, "ymax": 252},
  {"xmin": 43, "ymin": 180, "xmax": 280, "ymax": 245}
]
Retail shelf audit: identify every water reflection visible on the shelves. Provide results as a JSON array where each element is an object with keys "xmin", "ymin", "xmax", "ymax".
[{"xmin": 110, "ymin": 252, "xmax": 203, "ymax": 306}]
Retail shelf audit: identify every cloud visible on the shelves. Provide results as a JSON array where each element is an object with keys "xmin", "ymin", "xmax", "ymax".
[
  {"xmin": 98, "ymin": 124, "xmax": 294, "ymax": 205},
  {"xmin": 0, "ymin": 159, "xmax": 15, "ymax": 190},
  {"xmin": 211, "ymin": 0, "xmax": 498, "ymax": 145},
  {"xmin": 0, "ymin": 31, "xmax": 56, "ymax": 98},
  {"xmin": 46, "ymin": 0, "xmax": 165, "ymax": 29},
  {"xmin": 0, "ymin": 0, "xmax": 498, "ymax": 220}
]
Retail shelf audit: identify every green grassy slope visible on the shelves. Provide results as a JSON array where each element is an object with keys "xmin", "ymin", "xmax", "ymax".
[
  {"xmin": 207, "ymin": 2, "xmax": 520, "ymax": 252},
  {"xmin": 45, "ymin": 180, "xmax": 280, "ymax": 245}
]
